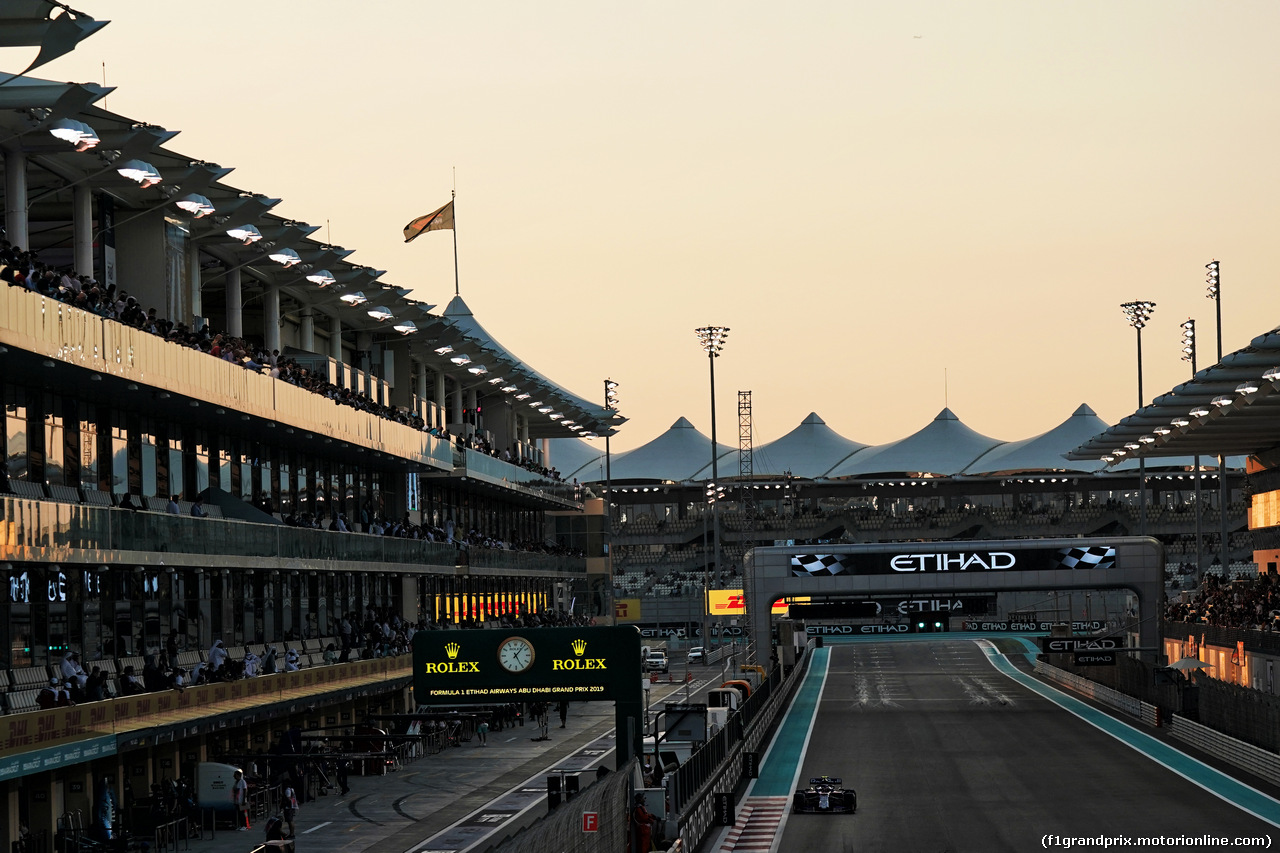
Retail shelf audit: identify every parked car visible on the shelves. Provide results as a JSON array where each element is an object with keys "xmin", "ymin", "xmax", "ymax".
[{"xmin": 644, "ymin": 651, "xmax": 669, "ymax": 673}]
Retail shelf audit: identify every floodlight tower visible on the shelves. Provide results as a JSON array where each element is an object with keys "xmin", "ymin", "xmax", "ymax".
[{"xmin": 1121, "ymin": 300, "xmax": 1155, "ymax": 537}]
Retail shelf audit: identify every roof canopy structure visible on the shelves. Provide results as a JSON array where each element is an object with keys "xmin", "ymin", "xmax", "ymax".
[
  {"xmin": 0, "ymin": 57, "xmax": 619, "ymax": 441},
  {"xmin": 743, "ymin": 412, "xmax": 867, "ymax": 479},
  {"xmin": 963, "ymin": 404, "xmax": 1110, "ymax": 475},
  {"xmin": 1070, "ymin": 325, "xmax": 1280, "ymax": 464},
  {"xmin": 828, "ymin": 409, "xmax": 1004, "ymax": 478},
  {"xmin": 605, "ymin": 417, "xmax": 734, "ymax": 483}
]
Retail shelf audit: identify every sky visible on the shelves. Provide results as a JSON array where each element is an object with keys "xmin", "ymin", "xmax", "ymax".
[{"xmin": 18, "ymin": 1, "xmax": 1280, "ymax": 453}]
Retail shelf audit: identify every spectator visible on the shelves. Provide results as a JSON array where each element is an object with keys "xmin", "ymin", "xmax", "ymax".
[
  {"xmin": 166, "ymin": 494, "xmax": 180, "ymax": 514},
  {"xmin": 190, "ymin": 495, "xmax": 208, "ymax": 518}
]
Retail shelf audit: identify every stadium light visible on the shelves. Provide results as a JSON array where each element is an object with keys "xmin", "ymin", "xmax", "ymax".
[{"xmin": 1120, "ymin": 300, "xmax": 1154, "ymax": 537}]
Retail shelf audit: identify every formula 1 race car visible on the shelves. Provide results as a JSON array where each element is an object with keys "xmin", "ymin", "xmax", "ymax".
[{"xmin": 792, "ymin": 776, "xmax": 857, "ymax": 814}]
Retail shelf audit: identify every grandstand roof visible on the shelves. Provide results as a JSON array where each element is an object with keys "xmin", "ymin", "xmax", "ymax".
[
  {"xmin": 736, "ymin": 412, "xmax": 868, "ymax": 479},
  {"xmin": 1070, "ymin": 324, "xmax": 1280, "ymax": 463},
  {"xmin": 962, "ymin": 404, "xmax": 1109, "ymax": 475},
  {"xmin": 429, "ymin": 296, "xmax": 623, "ymax": 439},
  {"xmin": 828, "ymin": 408, "xmax": 1004, "ymax": 478}
]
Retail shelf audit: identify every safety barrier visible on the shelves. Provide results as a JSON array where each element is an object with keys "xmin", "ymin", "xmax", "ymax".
[
  {"xmin": 1034, "ymin": 659, "xmax": 1161, "ymax": 727},
  {"xmin": 1168, "ymin": 715, "xmax": 1280, "ymax": 788},
  {"xmin": 669, "ymin": 646, "xmax": 815, "ymax": 851}
]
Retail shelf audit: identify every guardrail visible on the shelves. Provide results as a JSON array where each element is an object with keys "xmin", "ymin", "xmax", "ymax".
[
  {"xmin": 668, "ymin": 645, "xmax": 815, "ymax": 851},
  {"xmin": 1034, "ymin": 659, "xmax": 1161, "ymax": 727},
  {"xmin": 1168, "ymin": 715, "xmax": 1280, "ymax": 787}
]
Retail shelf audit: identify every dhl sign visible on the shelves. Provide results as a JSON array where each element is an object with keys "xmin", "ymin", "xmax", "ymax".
[
  {"xmin": 615, "ymin": 598, "xmax": 641, "ymax": 622},
  {"xmin": 707, "ymin": 590, "xmax": 808, "ymax": 616}
]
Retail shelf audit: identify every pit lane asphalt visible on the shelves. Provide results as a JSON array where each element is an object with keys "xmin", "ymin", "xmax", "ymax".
[
  {"xmin": 188, "ymin": 667, "xmax": 717, "ymax": 853},
  {"xmin": 728, "ymin": 639, "xmax": 1280, "ymax": 853}
]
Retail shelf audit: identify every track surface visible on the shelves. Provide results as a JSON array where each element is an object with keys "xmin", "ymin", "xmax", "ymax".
[{"xmin": 778, "ymin": 640, "xmax": 1278, "ymax": 853}]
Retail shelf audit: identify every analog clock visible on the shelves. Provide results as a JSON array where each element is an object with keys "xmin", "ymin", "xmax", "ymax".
[{"xmin": 498, "ymin": 636, "xmax": 535, "ymax": 673}]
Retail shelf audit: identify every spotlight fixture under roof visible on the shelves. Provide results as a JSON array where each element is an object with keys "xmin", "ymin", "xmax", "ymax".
[
  {"xmin": 1265, "ymin": 366, "xmax": 1280, "ymax": 382},
  {"xmin": 487, "ymin": 376, "xmax": 504, "ymax": 385},
  {"xmin": 115, "ymin": 159, "xmax": 162, "ymax": 188},
  {"xmin": 174, "ymin": 193, "xmax": 215, "ymax": 217},
  {"xmin": 1170, "ymin": 416, "xmax": 1190, "ymax": 428},
  {"xmin": 501, "ymin": 385, "xmax": 517, "ymax": 393},
  {"xmin": 537, "ymin": 406, "xmax": 553, "ymax": 413},
  {"xmin": 48, "ymin": 118, "xmax": 99, "ymax": 151},
  {"xmin": 433, "ymin": 345, "xmax": 454, "ymax": 355},
  {"xmin": 1189, "ymin": 405, "xmax": 1211, "ymax": 418},
  {"xmin": 392, "ymin": 320, "xmax": 418, "ymax": 335},
  {"xmin": 367, "ymin": 306, "xmax": 394, "ymax": 322},
  {"xmin": 268, "ymin": 248, "xmax": 302, "ymax": 267},
  {"xmin": 1211, "ymin": 395, "xmax": 1233, "ymax": 408},
  {"xmin": 515, "ymin": 393, "xmax": 530, "ymax": 400},
  {"xmin": 1236, "ymin": 381, "xmax": 1259, "ymax": 395},
  {"xmin": 467, "ymin": 365, "xmax": 487, "ymax": 375},
  {"xmin": 339, "ymin": 291, "xmax": 367, "ymax": 306},
  {"xmin": 227, "ymin": 224, "xmax": 262, "ymax": 244},
  {"xmin": 449, "ymin": 355, "xmax": 471, "ymax": 366},
  {"xmin": 306, "ymin": 269, "xmax": 336, "ymax": 286}
]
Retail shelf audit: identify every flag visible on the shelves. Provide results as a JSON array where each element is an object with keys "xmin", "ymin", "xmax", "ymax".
[{"xmin": 403, "ymin": 200, "xmax": 454, "ymax": 243}]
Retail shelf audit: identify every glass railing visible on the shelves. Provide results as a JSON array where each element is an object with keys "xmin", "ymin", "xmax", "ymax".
[
  {"xmin": 464, "ymin": 546, "xmax": 586, "ymax": 573},
  {"xmin": 456, "ymin": 448, "xmax": 582, "ymax": 505},
  {"xmin": 0, "ymin": 287, "xmax": 454, "ymax": 472},
  {"xmin": 0, "ymin": 497, "xmax": 585, "ymax": 574}
]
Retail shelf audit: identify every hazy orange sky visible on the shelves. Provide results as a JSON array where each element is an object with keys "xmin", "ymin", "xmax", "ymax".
[{"xmin": 22, "ymin": 1, "xmax": 1280, "ymax": 453}]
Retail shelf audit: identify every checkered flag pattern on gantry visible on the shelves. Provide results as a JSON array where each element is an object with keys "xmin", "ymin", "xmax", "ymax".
[
  {"xmin": 791, "ymin": 554, "xmax": 848, "ymax": 577},
  {"xmin": 1053, "ymin": 546, "xmax": 1116, "ymax": 570}
]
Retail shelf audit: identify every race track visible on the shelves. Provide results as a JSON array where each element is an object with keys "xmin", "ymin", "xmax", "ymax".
[{"xmin": 776, "ymin": 639, "xmax": 1278, "ymax": 852}]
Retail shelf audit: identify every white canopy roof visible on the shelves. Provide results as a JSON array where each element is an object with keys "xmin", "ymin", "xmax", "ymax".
[
  {"xmin": 605, "ymin": 417, "xmax": 734, "ymax": 483},
  {"xmin": 827, "ymin": 408, "xmax": 1004, "ymax": 478},
  {"xmin": 734, "ymin": 412, "xmax": 868, "ymax": 479},
  {"xmin": 962, "ymin": 404, "xmax": 1110, "ymax": 475}
]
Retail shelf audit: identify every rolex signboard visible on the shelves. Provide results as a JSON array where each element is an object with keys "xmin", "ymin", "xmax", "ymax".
[{"xmin": 413, "ymin": 626, "xmax": 642, "ymax": 704}]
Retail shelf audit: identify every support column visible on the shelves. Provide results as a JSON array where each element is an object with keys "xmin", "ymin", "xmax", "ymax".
[
  {"xmin": 416, "ymin": 365, "xmax": 428, "ymax": 419},
  {"xmin": 4, "ymin": 146, "xmax": 29, "ymax": 250},
  {"xmin": 329, "ymin": 314, "xmax": 343, "ymax": 385},
  {"xmin": 264, "ymin": 284, "xmax": 281, "ymax": 352},
  {"xmin": 226, "ymin": 268, "xmax": 243, "ymax": 337},
  {"xmin": 187, "ymin": 237, "xmax": 202, "ymax": 327},
  {"xmin": 73, "ymin": 184, "xmax": 93, "ymax": 278},
  {"xmin": 300, "ymin": 308, "xmax": 315, "ymax": 352},
  {"xmin": 356, "ymin": 332, "xmax": 373, "ymax": 396},
  {"xmin": 434, "ymin": 371, "xmax": 446, "ymax": 429},
  {"xmin": 451, "ymin": 382, "xmax": 463, "ymax": 428}
]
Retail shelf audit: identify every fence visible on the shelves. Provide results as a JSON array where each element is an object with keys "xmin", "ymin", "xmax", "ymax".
[
  {"xmin": 480, "ymin": 759, "xmax": 637, "ymax": 853},
  {"xmin": 669, "ymin": 646, "xmax": 815, "ymax": 851},
  {"xmin": 1034, "ymin": 659, "xmax": 1161, "ymax": 726}
]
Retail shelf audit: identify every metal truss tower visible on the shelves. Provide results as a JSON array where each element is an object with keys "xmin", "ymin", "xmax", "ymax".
[{"xmin": 738, "ymin": 390, "xmax": 757, "ymax": 665}]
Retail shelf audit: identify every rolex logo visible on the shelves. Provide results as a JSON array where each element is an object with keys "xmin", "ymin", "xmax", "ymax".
[
  {"xmin": 445, "ymin": 642, "xmax": 460, "ymax": 660},
  {"xmin": 571, "ymin": 639, "xmax": 587, "ymax": 657}
]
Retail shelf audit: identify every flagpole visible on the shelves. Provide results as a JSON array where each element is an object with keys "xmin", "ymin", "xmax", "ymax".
[{"xmin": 451, "ymin": 187, "xmax": 460, "ymax": 297}]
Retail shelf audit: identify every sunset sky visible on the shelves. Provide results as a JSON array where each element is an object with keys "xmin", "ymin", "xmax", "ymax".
[{"xmin": 22, "ymin": 1, "xmax": 1280, "ymax": 453}]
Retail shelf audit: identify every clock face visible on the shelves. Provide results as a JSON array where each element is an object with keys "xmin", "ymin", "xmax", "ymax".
[{"xmin": 498, "ymin": 637, "xmax": 535, "ymax": 673}]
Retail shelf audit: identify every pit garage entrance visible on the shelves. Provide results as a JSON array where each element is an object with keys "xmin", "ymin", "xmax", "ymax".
[{"xmin": 745, "ymin": 537, "xmax": 1164, "ymax": 658}]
